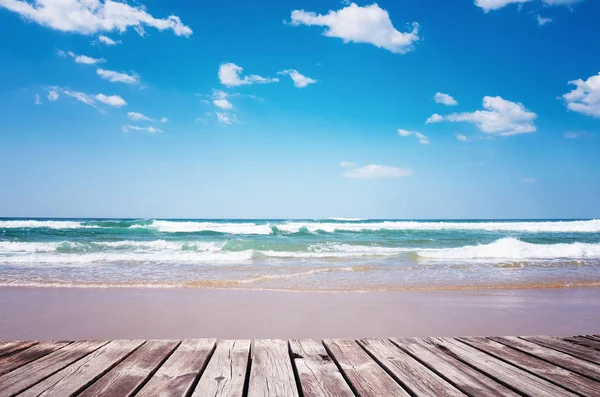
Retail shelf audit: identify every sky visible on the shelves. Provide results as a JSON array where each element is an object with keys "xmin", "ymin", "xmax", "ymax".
[{"xmin": 0, "ymin": 0, "xmax": 599, "ymax": 219}]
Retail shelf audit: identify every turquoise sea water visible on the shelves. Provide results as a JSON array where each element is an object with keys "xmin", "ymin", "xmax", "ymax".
[{"xmin": 1, "ymin": 218, "xmax": 600, "ymax": 291}]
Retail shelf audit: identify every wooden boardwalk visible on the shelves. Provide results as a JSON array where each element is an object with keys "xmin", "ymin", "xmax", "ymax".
[{"xmin": 0, "ymin": 335, "xmax": 599, "ymax": 396}]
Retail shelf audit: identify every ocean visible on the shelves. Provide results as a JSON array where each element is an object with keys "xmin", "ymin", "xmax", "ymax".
[{"xmin": 1, "ymin": 218, "xmax": 600, "ymax": 291}]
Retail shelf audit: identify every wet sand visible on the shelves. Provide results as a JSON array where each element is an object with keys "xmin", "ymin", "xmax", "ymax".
[{"xmin": 1, "ymin": 286, "xmax": 599, "ymax": 340}]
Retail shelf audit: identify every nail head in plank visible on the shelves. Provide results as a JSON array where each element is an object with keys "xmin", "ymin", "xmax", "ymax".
[
  {"xmin": 323, "ymin": 339, "xmax": 410, "ymax": 397},
  {"xmin": 191, "ymin": 339, "xmax": 250, "ymax": 397},
  {"xmin": 390, "ymin": 337, "xmax": 520, "ymax": 397},
  {"xmin": 523, "ymin": 336, "xmax": 600, "ymax": 365},
  {"xmin": 0, "ymin": 341, "xmax": 70, "ymax": 377},
  {"xmin": 17, "ymin": 339, "xmax": 144, "ymax": 397},
  {"xmin": 79, "ymin": 340, "xmax": 179, "ymax": 397},
  {"xmin": 136, "ymin": 338, "xmax": 216, "ymax": 397},
  {"xmin": 289, "ymin": 339, "xmax": 354, "ymax": 397},
  {"xmin": 0, "ymin": 340, "xmax": 108, "ymax": 397},
  {"xmin": 247, "ymin": 339, "xmax": 299, "ymax": 397}
]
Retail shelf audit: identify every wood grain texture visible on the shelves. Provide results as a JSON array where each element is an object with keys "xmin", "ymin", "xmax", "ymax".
[
  {"xmin": 459, "ymin": 336, "xmax": 600, "ymax": 396},
  {"xmin": 523, "ymin": 336, "xmax": 600, "ymax": 365},
  {"xmin": 324, "ymin": 339, "xmax": 409, "ymax": 397},
  {"xmin": 390, "ymin": 337, "xmax": 520, "ymax": 397},
  {"xmin": 491, "ymin": 336, "xmax": 600, "ymax": 382},
  {"xmin": 564, "ymin": 336, "xmax": 600, "ymax": 350},
  {"xmin": 136, "ymin": 338, "xmax": 216, "ymax": 397},
  {"xmin": 192, "ymin": 339, "xmax": 250, "ymax": 397},
  {"xmin": 430, "ymin": 337, "xmax": 578, "ymax": 397},
  {"xmin": 359, "ymin": 338, "xmax": 466, "ymax": 397},
  {"xmin": 79, "ymin": 340, "xmax": 179, "ymax": 397},
  {"xmin": 17, "ymin": 339, "xmax": 143, "ymax": 397},
  {"xmin": 289, "ymin": 339, "xmax": 354, "ymax": 397},
  {"xmin": 0, "ymin": 341, "xmax": 70, "ymax": 376},
  {"xmin": 247, "ymin": 339, "xmax": 299, "ymax": 397},
  {"xmin": 0, "ymin": 342, "xmax": 38, "ymax": 358},
  {"xmin": 0, "ymin": 340, "xmax": 107, "ymax": 397}
]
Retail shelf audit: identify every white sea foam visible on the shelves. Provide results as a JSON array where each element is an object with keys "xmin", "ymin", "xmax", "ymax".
[
  {"xmin": 0, "ymin": 220, "xmax": 87, "ymax": 229},
  {"xmin": 145, "ymin": 221, "xmax": 274, "ymax": 234},
  {"xmin": 0, "ymin": 240, "xmax": 224, "ymax": 253},
  {"xmin": 418, "ymin": 238, "xmax": 600, "ymax": 260}
]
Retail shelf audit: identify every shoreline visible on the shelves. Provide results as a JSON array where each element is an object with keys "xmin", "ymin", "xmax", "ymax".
[{"xmin": 1, "ymin": 286, "xmax": 599, "ymax": 340}]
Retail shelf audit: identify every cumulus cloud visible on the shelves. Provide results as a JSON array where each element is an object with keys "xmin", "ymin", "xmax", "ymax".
[
  {"xmin": 122, "ymin": 124, "xmax": 162, "ymax": 133},
  {"xmin": 58, "ymin": 50, "xmax": 105, "ymax": 65},
  {"xmin": 277, "ymin": 69, "xmax": 317, "ymax": 88},
  {"xmin": 218, "ymin": 63, "xmax": 279, "ymax": 87},
  {"xmin": 52, "ymin": 87, "xmax": 126, "ymax": 108},
  {"xmin": 340, "ymin": 161, "xmax": 357, "ymax": 168},
  {"xmin": 342, "ymin": 164, "xmax": 413, "ymax": 179},
  {"xmin": 97, "ymin": 68, "xmax": 139, "ymax": 84},
  {"xmin": 98, "ymin": 35, "xmax": 120, "ymax": 45},
  {"xmin": 127, "ymin": 112, "xmax": 153, "ymax": 121},
  {"xmin": 425, "ymin": 114, "xmax": 443, "ymax": 124},
  {"xmin": 0, "ymin": 0, "xmax": 192, "ymax": 36},
  {"xmin": 95, "ymin": 93, "xmax": 127, "ymax": 107},
  {"xmin": 216, "ymin": 112, "xmax": 238, "ymax": 125},
  {"xmin": 160, "ymin": 117, "xmax": 168, "ymax": 123},
  {"xmin": 456, "ymin": 134, "xmax": 468, "ymax": 141},
  {"xmin": 398, "ymin": 129, "xmax": 430, "ymax": 144},
  {"xmin": 47, "ymin": 89, "xmax": 59, "ymax": 101},
  {"xmin": 434, "ymin": 92, "xmax": 458, "ymax": 106},
  {"xmin": 430, "ymin": 96, "xmax": 536, "ymax": 136},
  {"xmin": 290, "ymin": 3, "xmax": 419, "ymax": 54},
  {"xmin": 537, "ymin": 15, "xmax": 552, "ymax": 25},
  {"xmin": 562, "ymin": 72, "xmax": 600, "ymax": 118}
]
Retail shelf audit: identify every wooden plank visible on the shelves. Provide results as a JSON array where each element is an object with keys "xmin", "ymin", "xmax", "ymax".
[
  {"xmin": 390, "ymin": 338, "xmax": 519, "ymax": 397},
  {"xmin": 18, "ymin": 339, "xmax": 143, "ymax": 397},
  {"xmin": 459, "ymin": 336, "xmax": 600, "ymax": 396},
  {"xmin": 289, "ymin": 339, "xmax": 354, "ymax": 397},
  {"xmin": 79, "ymin": 340, "xmax": 179, "ymax": 397},
  {"xmin": 323, "ymin": 339, "xmax": 409, "ymax": 397},
  {"xmin": 359, "ymin": 338, "xmax": 465, "ymax": 397},
  {"xmin": 430, "ymin": 337, "xmax": 577, "ymax": 396},
  {"xmin": 491, "ymin": 336, "xmax": 600, "ymax": 382},
  {"xmin": 523, "ymin": 336, "xmax": 600, "ymax": 365},
  {"xmin": 0, "ymin": 341, "xmax": 70, "ymax": 376},
  {"xmin": 586, "ymin": 335, "xmax": 600, "ymax": 342},
  {"xmin": 247, "ymin": 339, "xmax": 299, "ymax": 397},
  {"xmin": 0, "ymin": 342, "xmax": 38, "ymax": 358},
  {"xmin": 563, "ymin": 336, "xmax": 600, "ymax": 350},
  {"xmin": 136, "ymin": 338, "xmax": 216, "ymax": 397},
  {"xmin": 0, "ymin": 340, "xmax": 107, "ymax": 397},
  {"xmin": 192, "ymin": 340, "xmax": 250, "ymax": 397}
]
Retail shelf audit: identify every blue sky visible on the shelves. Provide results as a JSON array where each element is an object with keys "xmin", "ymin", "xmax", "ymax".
[{"xmin": 0, "ymin": 0, "xmax": 599, "ymax": 219}]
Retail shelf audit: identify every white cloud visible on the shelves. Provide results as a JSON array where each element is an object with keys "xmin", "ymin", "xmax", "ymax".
[
  {"xmin": 160, "ymin": 117, "xmax": 168, "ymax": 123},
  {"xmin": 521, "ymin": 178, "xmax": 537, "ymax": 183},
  {"xmin": 434, "ymin": 92, "xmax": 458, "ymax": 106},
  {"xmin": 63, "ymin": 89, "xmax": 97, "ymax": 106},
  {"xmin": 398, "ymin": 129, "xmax": 430, "ymax": 144},
  {"xmin": 47, "ymin": 89, "xmax": 59, "ymax": 101},
  {"xmin": 536, "ymin": 15, "xmax": 552, "ymax": 25},
  {"xmin": 0, "ymin": 0, "xmax": 192, "ymax": 36},
  {"xmin": 59, "ymin": 50, "xmax": 105, "ymax": 65},
  {"xmin": 216, "ymin": 112, "xmax": 238, "ymax": 125},
  {"xmin": 475, "ymin": 0, "xmax": 533, "ymax": 12},
  {"xmin": 457, "ymin": 134, "xmax": 468, "ymax": 141},
  {"xmin": 277, "ymin": 69, "xmax": 317, "ymax": 88},
  {"xmin": 340, "ymin": 161, "xmax": 357, "ymax": 168},
  {"xmin": 98, "ymin": 35, "xmax": 120, "ymax": 45},
  {"xmin": 95, "ymin": 93, "xmax": 127, "ymax": 107},
  {"xmin": 34, "ymin": 94, "xmax": 42, "ymax": 105},
  {"xmin": 213, "ymin": 98, "xmax": 234, "ymax": 110},
  {"xmin": 127, "ymin": 112, "xmax": 153, "ymax": 121},
  {"xmin": 290, "ymin": 3, "xmax": 419, "ymax": 54},
  {"xmin": 433, "ymin": 96, "xmax": 536, "ymax": 136},
  {"xmin": 542, "ymin": 0, "xmax": 585, "ymax": 5},
  {"xmin": 57, "ymin": 88, "xmax": 125, "ymax": 108},
  {"xmin": 218, "ymin": 63, "xmax": 279, "ymax": 87},
  {"xmin": 122, "ymin": 124, "xmax": 162, "ymax": 133},
  {"xmin": 425, "ymin": 113, "xmax": 443, "ymax": 124},
  {"xmin": 342, "ymin": 164, "xmax": 413, "ymax": 179},
  {"xmin": 562, "ymin": 72, "xmax": 600, "ymax": 118},
  {"xmin": 97, "ymin": 68, "xmax": 139, "ymax": 85}
]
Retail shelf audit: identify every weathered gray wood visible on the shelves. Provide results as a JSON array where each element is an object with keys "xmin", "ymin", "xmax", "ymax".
[
  {"xmin": 18, "ymin": 340, "xmax": 143, "ymax": 397},
  {"xmin": 359, "ymin": 338, "xmax": 465, "ymax": 397},
  {"xmin": 390, "ymin": 338, "xmax": 520, "ymax": 397},
  {"xmin": 192, "ymin": 340, "xmax": 250, "ymax": 397},
  {"xmin": 431, "ymin": 337, "xmax": 577, "ymax": 396},
  {"xmin": 563, "ymin": 336, "xmax": 600, "ymax": 350},
  {"xmin": 79, "ymin": 340, "xmax": 178, "ymax": 397},
  {"xmin": 0, "ymin": 341, "xmax": 70, "ymax": 376},
  {"xmin": 324, "ymin": 339, "xmax": 409, "ymax": 397},
  {"xmin": 523, "ymin": 336, "xmax": 600, "ymax": 365},
  {"xmin": 136, "ymin": 339, "xmax": 216, "ymax": 397},
  {"xmin": 491, "ymin": 336, "xmax": 600, "ymax": 382},
  {"xmin": 459, "ymin": 336, "xmax": 600, "ymax": 396},
  {"xmin": 586, "ymin": 335, "xmax": 600, "ymax": 342},
  {"xmin": 289, "ymin": 339, "xmax": 354, "ymax": 397},
  {"xmin": 0, "ymin": 342, "xmax": 38, "ymax": 358},
  {"xmin": 247, "ymin": 339, "xmax": 299, "ymax": 397},
  {"xmin": 0, "ymin": 340, "xmax": 108, "ymax": 397}
]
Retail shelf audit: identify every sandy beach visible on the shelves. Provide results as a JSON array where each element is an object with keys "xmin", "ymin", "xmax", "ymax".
[{"xmin": 1, "ymin": 286, "xmax": 599, "ymax": 340}]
